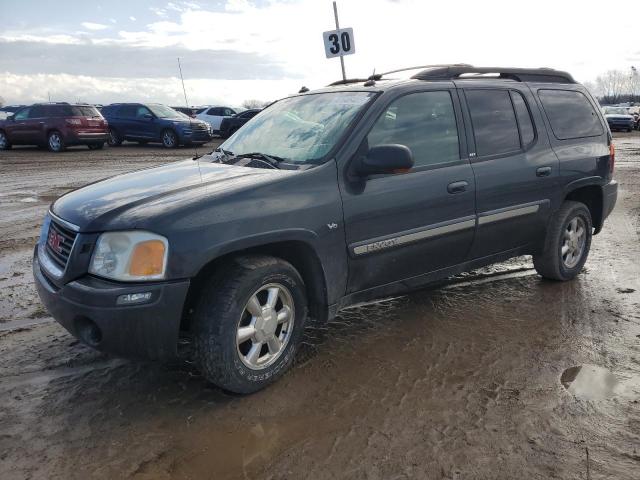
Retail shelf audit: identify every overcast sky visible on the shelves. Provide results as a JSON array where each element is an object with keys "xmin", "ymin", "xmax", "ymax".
[{"xmin": 1, "ymin": 0, "xmax": 638, "ymax": 106}]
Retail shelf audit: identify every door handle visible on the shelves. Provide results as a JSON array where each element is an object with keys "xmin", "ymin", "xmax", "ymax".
[
  {"xmin": 447, "ymin": 181, "xmax": 468, "ymax": 194},
  {"xmin": 536, "ymin": 166, "xmax": 552, "ymax": 177}
]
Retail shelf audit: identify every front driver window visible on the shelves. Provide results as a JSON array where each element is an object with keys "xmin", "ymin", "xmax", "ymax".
[
  {"xmin": 13, "ymin": 108, "xmax": 30, "ymax": 121},
  {"xmin": 366, "ymin": 91, "xmax": 460, "ymax": 168},
  {"xmin": 136, "ymin": 106, "xmax": 152, "ymax": 118}
]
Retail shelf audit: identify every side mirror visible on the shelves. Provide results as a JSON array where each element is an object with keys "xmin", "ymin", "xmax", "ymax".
[
  {"xmin": 358, "ymin": 144, "xmax": 414, "ymax": 176},
  {"xmin": 143, "ymin": 113, "xmax": 154, "ymax": 120}
]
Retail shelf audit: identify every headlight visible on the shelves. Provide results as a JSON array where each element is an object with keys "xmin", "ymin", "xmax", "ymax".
[{"xmin": 89, "ymin": 231, "xmax": 168, "ymax": 281}]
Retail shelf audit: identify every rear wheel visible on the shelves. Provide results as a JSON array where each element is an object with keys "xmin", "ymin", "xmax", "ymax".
[
  {"xmin": 47, "ymin": 131, "xmax": 65, "ymax": 152},
  {"xmin": 533, "ymin": 201, "xmax": 592, "ymax": 281},
  {"xmin": 193, "ymin": 255, "xmax": 308, "ymax": 394},
  {"xmin": 0, "ymin": 131, "xmax": 11, "ymax": 150},
  {"xmin": 107, "ymin": 128, "xmax": 122, "ymax": 146},
  {"xmin": 161, "ymin": 129, "xmax": 178, "ymax": 148}
]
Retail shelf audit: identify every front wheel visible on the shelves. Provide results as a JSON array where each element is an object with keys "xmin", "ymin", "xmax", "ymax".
[
  {"xmin": 193, "ymin": 255, "xmax": 308, "ymax": 394},
  {"xmin": 533, "ymin": 201, "xmax": 592, "ymax": 281},
  {"xmin": 161, "ymin": 129, "xmax": 178, "ymax": 148},
  {"xmin": 0, "ymin": 131, "xmax": 11, "ymax": 150}
]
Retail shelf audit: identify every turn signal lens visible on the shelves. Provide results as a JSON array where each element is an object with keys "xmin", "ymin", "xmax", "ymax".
[{"xmin": 128, "ymin": 240, "xmax": 166, "ymax": 276}]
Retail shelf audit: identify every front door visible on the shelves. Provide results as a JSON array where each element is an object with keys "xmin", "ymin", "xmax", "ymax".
[
  {"xmin": 6, "ymin": 107, "xmax": 31, "ymax": 143},
  {"xmin": 460, "ymin": 86, "xmax": 559, "ymax": 258},
  {"xmin": 341, "ymin": 89, "xmax": 476, "ymax": 293}
]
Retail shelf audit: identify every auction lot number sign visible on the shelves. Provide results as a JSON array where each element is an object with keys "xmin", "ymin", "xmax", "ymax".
[{"xmin": 323, "ymin": 28, "xmax": 355, "ymax": 58}]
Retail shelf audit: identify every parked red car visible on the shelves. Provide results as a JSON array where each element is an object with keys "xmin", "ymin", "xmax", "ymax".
[{"xmin": 0, "ymin": 103, "xmax": 108, "ymax": 152}]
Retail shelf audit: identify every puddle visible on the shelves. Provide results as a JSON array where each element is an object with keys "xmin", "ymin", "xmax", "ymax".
[{"xmin": 561, "ymin": 365, "xmax": 638, "ymax": 400}]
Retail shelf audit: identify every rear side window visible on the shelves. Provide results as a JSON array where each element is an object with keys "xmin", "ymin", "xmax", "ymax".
[
  {"xmin": 118, "ymin": 105, "xmax": 138, "ymax": 118},
  {"xmin": 538, "ymin": 89, "xmax": 603, "ymax": 140},
  {"xmin": 466, "ymin": 89, "xmax": 520, "ymax": 157},
  {"xmin": 510, "ymin": 91, "xmax": 535, "ymax": 147},
  {"xmin": 367, "ymin": 90, "xmax": 460, "ymax": 168},
  {"xmin": 29, "ymin": 105, "xmax": 47, "ymax": 118},
  {"xmin": 207, "ymin": 108, "xmax": 221, "ymax": 115},
  {"xmin": 69, "ymin": 106, "xmax": 100, "ymax": 117}
]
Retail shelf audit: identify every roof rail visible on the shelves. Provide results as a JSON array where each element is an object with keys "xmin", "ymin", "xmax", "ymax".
[
  {"xmin": 411, "ymin": 66, "xmax": 575, "ymax": 84},
  {"xmin": 328, "ymin": 78, "xmax": 374, "ymax": 86}
]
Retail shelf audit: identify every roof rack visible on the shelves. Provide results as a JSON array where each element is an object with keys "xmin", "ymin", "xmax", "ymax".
[
  {"xmin": 328, "ymin": 65, "xmax": 473, "ymax": 87},
  {"xmin": 410, "ymin": 66, "xmax": 575, "ymax": 84},
  {"xmin": 328, "ymin": 78, "xmax": 374, "ymax": 86}
]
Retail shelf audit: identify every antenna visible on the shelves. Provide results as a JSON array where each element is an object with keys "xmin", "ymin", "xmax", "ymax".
[{"xmin": 177, "ymin": 57, "xmax": 189, "ymax": 107}]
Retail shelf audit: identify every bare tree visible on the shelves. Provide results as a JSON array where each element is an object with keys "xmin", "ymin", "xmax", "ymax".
[
  {"xmin": 241, "ymin": 99, "xmax": 268, "ymax": 109},
  {"xmin": 595, "ymin": 70, "xmax": 627, "ymax": 103}
]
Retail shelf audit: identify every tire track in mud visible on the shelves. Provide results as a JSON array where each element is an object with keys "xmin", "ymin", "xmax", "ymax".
[{"xmin": 1, "ymin": 137, "xmax": 640, "ymax": 479}]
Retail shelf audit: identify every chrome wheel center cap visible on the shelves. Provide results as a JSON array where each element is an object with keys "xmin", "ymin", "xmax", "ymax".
[{"xmin": 255, "ymin": 308, "xmax": 277, "ymax": 342}]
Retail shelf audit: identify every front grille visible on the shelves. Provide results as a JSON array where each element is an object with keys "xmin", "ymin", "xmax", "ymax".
[
  {"xmin": 45, "ymin": 219, "xmax": 77, "ymax": 270},
  {"xmin": 191, "ymin": 123, "xmax": 211, "ymax": 140}
]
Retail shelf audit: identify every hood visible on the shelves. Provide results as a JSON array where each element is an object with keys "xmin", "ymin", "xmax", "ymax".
[{"xmin": 52, "ymin": 158, "xmax": 288, "ymax": 231}]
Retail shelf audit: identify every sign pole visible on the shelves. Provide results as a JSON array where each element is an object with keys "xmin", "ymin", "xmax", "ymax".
[{"xmin": 333, "ymin": 1, "xmax": 346, "ymax": 82}]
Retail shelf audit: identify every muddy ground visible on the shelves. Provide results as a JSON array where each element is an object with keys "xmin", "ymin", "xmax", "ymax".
[{"xmin": 1, "ymin": 135, "xmax": 639, "ymax": 480}]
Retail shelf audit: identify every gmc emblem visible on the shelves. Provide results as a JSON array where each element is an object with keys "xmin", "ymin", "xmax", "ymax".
[{"xmin": 47, "ymin": 229, "xmax": 64, "ymax": 253}]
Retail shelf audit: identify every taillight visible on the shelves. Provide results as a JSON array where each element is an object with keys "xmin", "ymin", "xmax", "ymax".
[{"xmin": 609, "ymin": 143, "xmax": 615, "ymax": 175}]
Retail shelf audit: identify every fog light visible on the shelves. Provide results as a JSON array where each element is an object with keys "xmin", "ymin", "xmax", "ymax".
[{"xmin": 117, "ymin": 292, "xmax": 152, "ymax": 305}]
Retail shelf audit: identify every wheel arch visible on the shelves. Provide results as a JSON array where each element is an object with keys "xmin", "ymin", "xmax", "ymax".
[
  {"xmin": 180, "ymin": 239, "xmax": 330, "ymax": 334},
  {"xmin": 563, "ymin": 180, "xmax": 604, "ymax": 234}
]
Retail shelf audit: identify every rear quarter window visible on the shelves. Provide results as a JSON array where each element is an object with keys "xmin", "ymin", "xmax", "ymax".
[{"xmin": 538, "ymin": 89, "xmax": 603, "ymax": 140}]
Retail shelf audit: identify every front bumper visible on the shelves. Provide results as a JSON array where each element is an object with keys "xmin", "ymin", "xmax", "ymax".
[
  {"xmin": 607, "ymin": 121, "xmax": 634, "ymax": 130},
  {"xmin": 33, "ymin": 250, "xmax": 190, "ymax": 360}
]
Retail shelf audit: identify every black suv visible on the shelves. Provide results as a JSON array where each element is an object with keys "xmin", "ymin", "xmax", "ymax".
[
  {"xmin": 34, "ymin": 66, "xmax": 617, "ymax": 393},
  {"xmin": 219, "ymin": 109, "xmax": 262, "ymax": 138},
  {"xmin": 101, "ymin": 103, "xmax": 212, "ymax": 148}
]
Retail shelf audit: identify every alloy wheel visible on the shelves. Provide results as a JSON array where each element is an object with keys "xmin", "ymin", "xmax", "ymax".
[
  {"xmin": 49, "ymin": 132, "xmax": 62, "ymax": 152},
  {"xmin": 162, "ymin": 130, "xmax": 177, "ymax": 148},
  {"xmin": 236, "ymin": 283, "xmax": 295, "ymax": 370},
  {"xmin": 561, "ymin": 217, "xmax": 586, "ymax": 269}
]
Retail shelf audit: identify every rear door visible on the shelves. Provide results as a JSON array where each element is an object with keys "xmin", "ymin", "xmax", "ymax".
[
  {"xmin": 460, "ymin": 85, "xmax": 559, "ymax": 258},
  {"xmin": 115, "ymin": 105, "xmax": 138, "ymax": 140},
  {"xmin": 340, "ymin": 88, "xmax": 477, "ymax": 293}
]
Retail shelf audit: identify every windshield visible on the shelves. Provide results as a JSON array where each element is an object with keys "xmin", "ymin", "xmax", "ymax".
[
  {"xmin": 604, "ymin": 107, "xmax": 629, "ymax": 115},
  {"xmin": 220, "ymin": 91, "xmax": 376, "ymax": 164},
  {"xmin": 148, "ymin": 104, "xmax": 187, "ymax": 119}
]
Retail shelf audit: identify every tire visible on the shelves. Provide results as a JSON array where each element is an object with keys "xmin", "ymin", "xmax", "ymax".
[
  {"xmin": 161, "ymin": 129, "xmax": 178, "ymax": 148},
  {"xmin": 47, "ymin": 131, "xmax": 65, "ymax": 152},
  {"xmin": 108, "ymin": 128, "xmax": 122, "ymax": 146},
  {"xmin": 0, "ymin": 130, "xmax": 11, "ymax": 150},
  {"xmin": 533, "ymin": 201, "xmax": 592, "ymax": 281},
  {"xmin": 193, "ymin": 255, "xmax": 308, "ymax": 394},
  {"xmin": 87, "ymin": 142, "xmax": 104, "ymax": 150}
]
